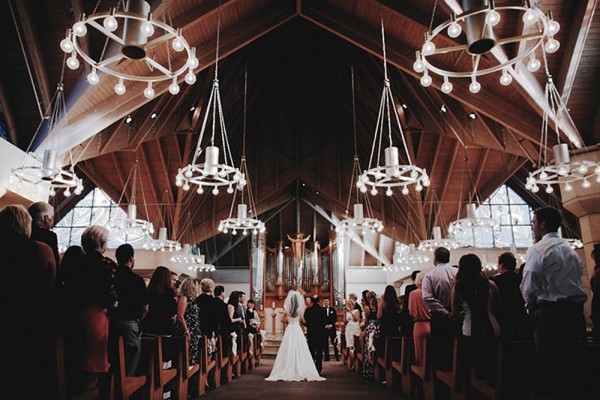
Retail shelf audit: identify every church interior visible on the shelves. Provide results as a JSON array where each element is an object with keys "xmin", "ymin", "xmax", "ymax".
[{"xmin": 1, "ymin": 0, "xmax": 600, "ymax": 399}]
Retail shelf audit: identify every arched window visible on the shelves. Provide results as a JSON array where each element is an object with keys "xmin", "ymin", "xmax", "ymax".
[{"xmin": 450, "ymin": 185, "xmax": 533, "ymax": 248}]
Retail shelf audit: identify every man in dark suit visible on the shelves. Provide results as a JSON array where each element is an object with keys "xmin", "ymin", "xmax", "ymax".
[
  {"xmin": 214, "ymin": 285, "xmax": 232, "ymax": 355},
  {"xmin": 323, "ymin": 298, "xmax": 339, "ymax": 361},
  {"xmin": 400, "ymin": 270, "xmax": 420, "ymax": 336},
  {"xmin": 304, "ymin": 295, "xmax": 326, "ymax": 374}
]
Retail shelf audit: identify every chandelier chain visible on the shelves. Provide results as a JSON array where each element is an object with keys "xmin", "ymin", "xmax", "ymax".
[{"xmin": 428, "ymin": 0, "xmax": 438, "ymax": 33}]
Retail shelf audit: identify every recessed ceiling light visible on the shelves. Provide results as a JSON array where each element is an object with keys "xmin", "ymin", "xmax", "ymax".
[
  {"xmin": 440, "ymin": 105, "xmax": 447, "ymax": 113},
  {"xmin": 125, "ymin": 115, "xmax": 132, "ymax": 124},
  {"xmin": 151, "ymin": 112, "xmax": 157, "ymax": 119},
  {"xmin": 469, "ymin": 112, "xmax": 477, "ymax": 120},
  {"xmin": 402, "ymin": 104, "xmax": 408, "ymax": 109}
]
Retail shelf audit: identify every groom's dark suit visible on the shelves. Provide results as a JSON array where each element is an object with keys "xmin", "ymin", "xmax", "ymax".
[{"xmin": 304, "ymin": 300, "xmax": 326, "ymax": 374}]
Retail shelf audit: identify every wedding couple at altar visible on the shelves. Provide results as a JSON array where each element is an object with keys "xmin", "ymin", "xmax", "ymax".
[{"xmin": 265, "ymin": 290, "xmax": 327, "ymax": 382}]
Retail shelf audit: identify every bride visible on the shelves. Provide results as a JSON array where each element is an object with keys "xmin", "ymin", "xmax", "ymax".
[{"xmin": 265, "ymin": 290, "xmax": 326, "ymax": 381}]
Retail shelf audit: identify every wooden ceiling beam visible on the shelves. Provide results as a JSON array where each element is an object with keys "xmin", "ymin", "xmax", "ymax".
[
  {"xmin": 478, "ymin": 155, "xmax": 528, "ymax": 201},
  {"xmin": 556, "ymin": 0, "xmax": 598, "ymax": 105},
  {"xmin": 14, "ymin": 0, "xmax": 52, "ymax": 113},
  {"xmin": 439, "ymin": 140, "xmax": 461, "ymax": 204},
  {"xmin": 468, "ymin": 148, "xmax": 490, "ymax": 204},
  {"xmin": 77, "ymin": 161, "xmax": 122, "ymax": 205},
  {"xmin": 172, "ymin": 133, "xmax": 193, "ymax": 239},
  {"xmin": 0, "ymin": 78, "xmax": 19, "ymax": 145},
  {"xmin": 137, "ymin": 145, "xmax": 162, "ymax": 227},
  {"xmin": 39, "ymin": 1, "xmax": 297, "ymax": 158}
]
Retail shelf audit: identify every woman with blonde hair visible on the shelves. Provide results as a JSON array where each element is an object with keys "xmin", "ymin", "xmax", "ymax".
[
  {"xmin": 0, "ymin": 204, "xmax": 56, "ymax": 399},
  {"xmin": 175, "ymin": 277, "xmax": 201, "ymax": 364},
  {"xmin": 344, "ymin": 298, "xmax": 361, "ymax": 350}
]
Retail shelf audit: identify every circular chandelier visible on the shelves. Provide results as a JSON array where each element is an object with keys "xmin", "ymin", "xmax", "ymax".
[
  {"xmin": 419, "ymin": 226, "xmax": 463, "ymax": 251},
  {"xmin": 60, "ymin": 0, "xmax": 197, "ymax": 97},
  {"xmin": 414, "ymin": 0, "xmax": 560, "ymax": 91},
  {"xmin": 358, "ymin": 18, "xmax": 430, "ymax": 196},
  {"xmin": 448, "ymin": 203, "xmax": 501, "ymax": 238},
  {"xmin": 175, "ymin": 8, "xmax": 244, "ymax": 195},
  {"xmin": 336, "ymin": 203, "xmax": 383, "ymax": 234},
  {"xmin": 218, "ymin": 203, "xmax": 265, "ymax": 235},
  {"xmin": 12, "ymin": 83, "xmax": 84, "ymax": 197},
  {"xmin": 389, "ymin": 243, "xmax": 430, "ymax": 272},
  {"xmin": 145, "ymin": 227, "xmax": 181, "ymax": 251},
  {"xmin": 525, "ymin": 77, "xmax": 600, "ymax": 194},
  {"xmin": 171, "ymin": 247, "xmax": 215, "ymax": 272}
]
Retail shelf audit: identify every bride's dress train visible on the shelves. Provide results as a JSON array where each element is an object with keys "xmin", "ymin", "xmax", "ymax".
[{"xmin": 266, "ymin": 291, "xmax": 325, "ymax": 382}]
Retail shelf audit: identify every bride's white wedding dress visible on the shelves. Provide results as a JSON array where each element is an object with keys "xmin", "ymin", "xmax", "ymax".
[{"xmin": 266, "ymin": 292, "xmax": 325, "ymax": 382}]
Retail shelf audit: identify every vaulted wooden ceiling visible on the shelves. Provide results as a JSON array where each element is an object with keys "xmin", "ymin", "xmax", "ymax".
[{"xmin": 1, "ymin": 0, "xmax": 598, "ymax": 266}]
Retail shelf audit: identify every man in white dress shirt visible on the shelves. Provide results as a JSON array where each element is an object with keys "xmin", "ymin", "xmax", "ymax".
[
  {"xmin": 422, "ymin": 247, "xmax": 457, "ymax": 372},
  {"xmin": 520, "ymin": 206, "xmax": 587, "ymax": 400}
]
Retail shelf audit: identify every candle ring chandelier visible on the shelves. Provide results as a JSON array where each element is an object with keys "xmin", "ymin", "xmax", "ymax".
[
  {"xmin": 414, "ymin": 0, "xmax": 561, "ymax": 92},
  {"xmin": 217, "ymin": 69, "xmax": 265, "ymax": 236},
  {"xmin": 12, "ymin": 82, "xmax": 84, "ymax": 197},
  {"xmin": 525, "ymin": 76, "xmax": 600, "ymax": 194},
  {"xmin": 358, "ymin": 17, "xmax": 430, "ymax": 196},
  {"xmin": 171, "ymin": 245, "xmax": 216, "ymax": 272},
  {"xmin": 175, "ymin": 6, "xmax": 244, "ymax": 195},
  {"xmin": 386, "ymin": 243, "xmax": 430, "ymax": 272},
  {"xmin": 448, "ymin": 203, "xmax": 501, "ymax": 238},
  {"xmin": 419, "ymin": 226, "xmax": 463, "ymax": 251},
  {"xmin": 60, "ymin": 0, "xmax": 198, "ymax": 97},
  {"xmin": 337, "ymin": 68, "xmax": 383, "ymax": 235}
]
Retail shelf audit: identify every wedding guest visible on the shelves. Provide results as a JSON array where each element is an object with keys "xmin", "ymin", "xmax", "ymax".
[
  {"xmin": 73, "ymin": 226, "xmax": 117, "ymax": 393},
  {"xmin": 348, "ymin": 292, "xmax": 362, "ymax": 317},
  {"xmin": 246, "ymin": 299, "xmax": 260, "ymax": 335},
  {"xmin": 227, "ymin": 291, "xmax": 245, "ymax": 339},
  {"xmin": 0, "ymin": 204, "xmax": 56, "ymax": 399},
  {"xmin": 214, "ymin": 285, "xmax": 232, "ymax": 354},
  {"xmin": 491, "ymin": 251, "xmax": 530, "ymax": 339},
  {"xmin": 377, "ymin": 285, "xmax": 402, "ymax": 353},
  {"xmin": 175, "ymin": 277, "xmax": 200, "ymax": 364},
  {"xmin": 400, "ymin": 270, "xmax": 421, "ymax": 336},
  {"xmin": 196, "ymin": 278, "xmax": 217, "ymax": 337},
  {"xmin": 109, "ymin": 244, "xmax": 148, "ymax": 376},
  {"xmin": 143, "ymin": 266, "xmax": 177, "ymax": 335},
  {"xmin": 408, "ymin": 272, "xmax": 431, "ymax": 367},
  {"xmin": 28, "ymin": 201, "xmax": 60, "ymax": 270},
  {"xmin": 344, "ymin": 299, "xmax": 361, "ymax": 351},
  {"xmin": 363, "ymin": 296, "xmax": 380, "ymax": 379},
  {"xmin": 323, "ymin": 298, "xmax": 339, "ymax": 361},
  {"xmin": 452, "ymin": 254, "xmax": 500, "ymax": 384}
]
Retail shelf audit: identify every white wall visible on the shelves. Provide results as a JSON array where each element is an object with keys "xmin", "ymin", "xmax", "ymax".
[{"xmin": 0, "ymin": 139, "xmax": 49, "ymax": 204}]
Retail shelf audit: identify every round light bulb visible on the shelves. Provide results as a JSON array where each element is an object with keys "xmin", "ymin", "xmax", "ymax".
[
  {"xmin": 422, "ymin": 41, "xmax": 436, "ymax": 56},
  {"xmin": 87, "ymin": 69, "xmax": 100, "ymax": 85},
  {"xmin": 140, "ymin": 21, "xmax": 154, "ymax": 37},
  {"xmin": 212, "ymin": 187, "xmax": 219, "ymax": 195},
  {"xmin": 66, "ymin": 54, "xmax": 80, "ymax": 70},
  {"xmin": 469, "ymin": 79, "xmax": 481, "ymax": 93},
  {"xmin": 74, "ymin": 186, "xmax": 83, "ymax": 195},
  {"xmin": 143, "ymin": 83, "xmax": 155, "ymax": 99},
  {"xmin": 577, "ymin": 165, "xmax": 588, "ymax": 174},
  {"xmin": 172, "ymin": 37, "xmax": 185, "ymax": 52},
  {"xmin": 232, "ymin": 230, "xmax": 237, "ymax": 235},
  {"xmin": 72, "ymin": 21, "xmax": 87, "ymax": 37},
  {"xmin": 64, "ymin": 189, "xmax": 71, "ymax": 197},
  {"xmin": 447, "ymin": 22, "xmax": 462, "ymax": 38},
  {"xmin": 60, "ymin": 37, "xmax": 74, "ymax": 53},
  {"xmin": 441, "ymin": 79, "xmax": 453, "ymax": 94},
  {"xmin": 227, "ymin": 186, "xmax": 234, "ymax": 194},
  {"xmin": 420, "ymin": 74, "xmax": 432, "ymax": 87},
  {"xmin": 103, "ymin": 16, "xmax": 118, "ymax": 32},
  {"xmin": 527, "ymin": 57, "xmax": 541, "ymax": 72},
  {"xmin": 360, "ymin": 186, "xmax": 367, "ymax": 193},
  {"xmin": 168, "ymin": 81, "xmax": 180, "ymax": 95},
  {"xmin": 175, "ymin": 179, "xmax": 183, "ymax": 187},
  {"xmin": 499, "ymin": 71, "xmax": 513, "ymax": 86},
  {"xmin": 402, "ymin": 187, "xmax": 409, "ymax": 195},
  {"xmin": 545, "ymin": 185, "xmax": 553, "ymax": 194},
  {"xmin": 243, "ymin": 230, "xmax": 248, "ymax": 236},
  {"xmin": 545, "ymin": 38, "xmax": 560, "ymax": 54},
  {"xmin": 386, "ymin": 188, "xmax": 393, "ymax": 196},
  {"xmin": 596, "ymin": 175, "xmax": 600, "ymax": 184},
  {"xmin": 531, "ymin": 185, "xmax": 539, "ymax": 193},
  {"xmin": 370, "ymin": 188, "xmax": 377, "ymax": 196},
  {"xmin": 185, "ymin": 169, "xmax": 193, "ymax": 178},
  {"xmin": 223, "ymin": 228, "xmax": 228, "ymax": 234},
  {"xmin": 539, "ymin": 171, "xmax": 548, "ymax": 180},
  {"xmin": 185, "ymin": 71, "xmax": 196, "ymax": 85},
  {"xmin": 413, "ymin": 59, "xmax": 425, "ymax": 73},
  {"xmin": 114, "ymin": 79, "xmax": 126, "ymax": 95},
  {"xmin": 548, "ymin": 20, "xmax": 560, "ymax": 35},
  {"xmin": 582, "ymin": 179, "xmax": 591, "ymax": 189},
  {"xmin": 189, "ymin": 56, "xmax": 199, "ymax": 69},
  {"xmin": 197, "ymin": 186, "xmax": 204, "ymax": 194},
  {"xmin": 415, "ymin": 183, "xmax": 423, "ymax": 192},
  {"xmin": 522, "ymin": 9, "xmax": 537, "ymax": 26},
  {"xmin": 486, "ymin": 9, "xmax": 501, "ymax": 26},
  {"xmin": 183, "ymin": 183, "xmax": 190, "ymax": 191},
  {"xmin": 564, "ymin": 182, "xmax": 573, "ymax": 192}
]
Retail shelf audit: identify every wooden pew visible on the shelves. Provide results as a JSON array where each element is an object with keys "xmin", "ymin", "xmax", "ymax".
[
  {"xmin": 390, "ymin": 336, "xmax": 412, "ymax": 396},
  {"xmin": 173, "ymin": 335, "xmax": 200, "ymax": 400},
  {"xmin": 239, "ymin": 334, "xmax": 249, "ymax": 374},
  {"xmin": 246, "ymin": 333, "xmax": 259, "ymax": 370},
  {"xmin": 471, "ymin": 339, "xmax": 535, "ymax": 400},
  {"xmin": 435, "ymin": 337, "xmax": 466, "ymax": 400},
  {"xmin": 214, "ymin": 335, "xmax": 229, "ymax": 388},
  {"xmin": 198, "ymin": 336, "xmax": 216, "ymax": 395},
  {"xmin": 111, "ymin": 336, "xmax": 147, "ymax": 400},
  {"xmin": 254, "ymin": 332, "xmax": 263, "ymax": 366},
  {"xmin": 410, "ymin": 337, "xmax": 435, "ymax": 400},
  {"xmin": 340, "ymin": 334, "xmax": 348, "ymax": 367},
  {"xmin": 141, "ymin": 335, "xmax": 178, "ymax": 400},
  {"xmin": 55, "ymin": 337, "xmax": 99, "ymax": 400},
  {"xmin": 354, "ymin": 334, "xmax": 364, "ymax": 374}
]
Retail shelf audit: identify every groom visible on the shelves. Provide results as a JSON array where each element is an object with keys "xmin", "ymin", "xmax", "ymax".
[{"xmin": 304, "ymin": 295, "xmax": 326, "ymax": 375}]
